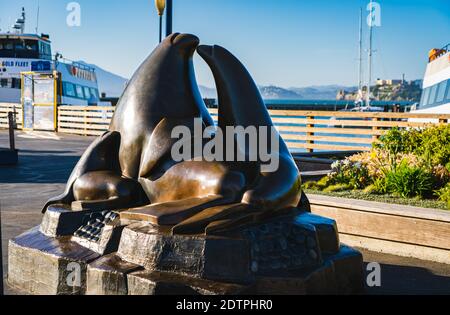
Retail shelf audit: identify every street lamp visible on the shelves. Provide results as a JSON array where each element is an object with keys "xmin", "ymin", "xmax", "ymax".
[
  {"xmin": 155, "ymin": 0, "xmax": 166, "ymax": 43},
  {"xmin": 166, "ymin": 0, "xmax": 173, "ymax": 37}
]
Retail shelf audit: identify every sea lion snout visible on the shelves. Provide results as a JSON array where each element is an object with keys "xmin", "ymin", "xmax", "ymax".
[
  {"xmin": 197, "ymin": 45, "xmax": 214, "ymax": 59},
  {"xmin": 166, "ymin": 33, "xmax": 200, "ymax": 52}
]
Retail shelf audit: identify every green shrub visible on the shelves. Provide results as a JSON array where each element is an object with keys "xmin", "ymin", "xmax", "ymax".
[
  {"xmin": 328, "ymin": 160, "xmax": 370, "ymax": 189},
  {"xmin": 323, "ymin": 183, "xmax": 353, "ymax": 193},
  {"xmin": 386, "ymin": 162, "xmax": 434, "ymax": 198},
  {"xmin": 375, "ymin": 127, "xmax": 412, "ymax": 156},
  {"xmin": 303, "ymin": 181, "xmax": 320, "ymax": 190},
  {"xmin": 375, "ymin": 125, "xmax": 450, "ymax": 167},
  {"xmin": 367, "ymin": 177, "xmax": 389, "ymax": 194},
  {"xmin": 416, "ymin": 124, "xmax": 450, "ymax": 166},
  {"xmin": 436, "ymin": 184, "xmax": 450, "ymax": 209},
  {"xmin": 317, "ymin": 176, "xmax": 331, "ymax": 188},
  {"xmin": 363, "ymin": 184, "xmax": 378, "ymax": 194}
]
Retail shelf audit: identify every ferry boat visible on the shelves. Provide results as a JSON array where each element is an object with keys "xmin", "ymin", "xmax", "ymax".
[
  {"xmin": 0, "ymin": 8, "xmax": 100, "ymax": 105},
  {"xmin": 413, "ymin": 44, "xmax": 450, "ymax": 114}
]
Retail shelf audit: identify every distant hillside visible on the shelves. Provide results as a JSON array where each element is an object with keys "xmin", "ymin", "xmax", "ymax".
[
  {"xmin": 77, "ymin": 61, "xmax": 128, "ymax": 98},
  {"xmin": 258, "ymin": 86, "xmax": 301, "ymax": 99},
  {"xmin": 80, "ymin": 62, "xmax": 363, "ymax": 100},
  {"xmin": 199, "ymin": 84, "xmax": 357, "ymax": 100}
]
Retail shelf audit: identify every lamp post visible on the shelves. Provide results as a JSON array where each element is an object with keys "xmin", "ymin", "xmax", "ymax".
[
  {"xmin": 155, "ymin": 0, "xmax": 166, "ymax": 43},
  {"xmin": 166, "ymin": 0, "xmax": 173, "ymax": 37}
]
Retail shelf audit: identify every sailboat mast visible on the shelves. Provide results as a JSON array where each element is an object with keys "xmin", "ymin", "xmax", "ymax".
[
  {"xmin": 367, "ymin": 0, "xmax": 374, "ymax": 107},
  {"xmin": 358, "ymin": 8, "xmax": 363, "ymax": 93}
]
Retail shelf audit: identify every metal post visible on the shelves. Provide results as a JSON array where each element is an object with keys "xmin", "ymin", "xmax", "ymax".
[
  {"xmin": 159, "ymin": 15, "xmax": 163, "ymax": 42},
  {"xmin": 155, "ymin": 0, "xmax": 166, "ymax": 43},
  {"xmin": 8, "ymin": 112, "xmax": 15, "ymax": 151},
  {"xmin": 367, "ymin": 0, "xmax": 374, "ymax": 108},
  {"xmin": 0, "ymin": 200, "xmax": 3, "ymax": 295},
  {"xmin": 358, "ymin": 8, "xmax": 363, "ymax": 94},
  {"xmin": 166, "ymin": 0, "xmax": 173, "ymax": 37}
]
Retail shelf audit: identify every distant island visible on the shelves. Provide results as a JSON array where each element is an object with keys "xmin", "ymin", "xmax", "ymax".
[{"xmin": 337, "ymin": 79, "xmax": 423, "ymax": 103}]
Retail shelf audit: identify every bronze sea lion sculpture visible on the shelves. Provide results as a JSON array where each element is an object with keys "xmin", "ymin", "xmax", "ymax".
[
  {"xmin": 42, "ymin": 33, "xmax": 307, "ymax": 235},
  {"xmin": 9, "ymin": 34, "xmax": 363, "ymax": 296}
]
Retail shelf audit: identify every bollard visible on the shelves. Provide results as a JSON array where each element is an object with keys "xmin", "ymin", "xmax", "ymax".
[
  {"xmin": 8, "ymin": 112, "xmax": 15, "ymax": 151},
  {"xmin": 0, "ymin": 202, "xmax": 3, "ymax": 295}
]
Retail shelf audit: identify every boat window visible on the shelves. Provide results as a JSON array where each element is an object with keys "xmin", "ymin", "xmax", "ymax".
[
  {"xmin": 15, "ymin": 40, "xmax": 25, "ymax": 50},
  {"xmin": 420, "ymin": 88, "xmax": 430, "ymax": 106},
  {"xmin": 75, "ymin": 85, "xmax": 84, "ymax": 99},
  {"xmin": 436, "ymin": 80, "xmax": 447, "ymax": 103},
  {"xmin": 0, "ymin": 79, "xmax": 8, "ymax": 87},
  {"xmin": 90, "ymin": 88, "xmax": 99, "ymax": 99},
  {"xmin": 25, "ymin": 40, "xmax": 38, "ymax": 51},
  {"xmin": 446, "ymin": 80, "xmax": 450, "ymax": 101},
  {"xmin": 63, "ymin": 82, "xmax": 76, "ymax": 97},
  {"xmin": 12, "ymin": 78, "xmax": 21, "ymax": 89},
  {"xmin": 5, "ymin": 41, "xmax": 14, "ymax": 50},
  {"xmin": 38, "ymin": 42, "xmax": 52, "ymax": 60},
  {"xmin": 83, "ymin": 86, "xmax": 91, "ymax": 100},
  {"xmin": 428, "ymin": 85, "xmax": 438, "ymax": 105}
]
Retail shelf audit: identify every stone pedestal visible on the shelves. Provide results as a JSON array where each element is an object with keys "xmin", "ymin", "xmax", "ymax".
[{"xmin": 8, "ymin": 207, "xmax": 364, "ymax": 295}]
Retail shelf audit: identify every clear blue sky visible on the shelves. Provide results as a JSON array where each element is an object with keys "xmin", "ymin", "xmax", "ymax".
[{"xmin": 1, "ymin": 0, "xmax": 449, "ymax": 88}]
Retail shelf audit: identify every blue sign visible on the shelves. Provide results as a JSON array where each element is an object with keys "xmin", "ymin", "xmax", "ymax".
[{"xmin": 31, "ymin": 61, "xmax": 51, "ymax": 72}]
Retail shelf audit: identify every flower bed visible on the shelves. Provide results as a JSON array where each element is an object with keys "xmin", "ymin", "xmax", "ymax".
[{"xmin": 303, "ymin": 125, "xmax": 450, "ymax": 210}]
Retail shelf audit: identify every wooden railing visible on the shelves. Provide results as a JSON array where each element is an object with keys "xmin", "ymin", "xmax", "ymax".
[
  {"xmin": 0, "ymin": 103, "xmax": 23, "ymax": 130},
  {"xmin": 58, "ymin": 105, "xmax": 115, "ymax": 136},
  {"xmin": 2, "ymin": 103, "xmax": 449, "ymax": 152}
]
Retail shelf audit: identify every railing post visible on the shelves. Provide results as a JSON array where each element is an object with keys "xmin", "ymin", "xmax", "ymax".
[
  {"xmin": 84, "ymin": 108, "xmax": 87, "ymax": 136},
  {"xmin": 8, "ymin": 112, "xmax": 15, "ymax": 151},
  {"xmin": 12, "ymin": 105, "xmax": 17, "ymax": 129},
  {"xmin": 306, "ymin": 115, "xmax": 314, "ymax": 153},
  {"xmin": 55, "ymin": 105, "xmax": 58, "ymax": 132}
]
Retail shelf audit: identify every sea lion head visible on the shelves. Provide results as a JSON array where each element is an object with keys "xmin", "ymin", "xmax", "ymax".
[
  {"xmin": 109, "ymin": 34, "xmax": 214, "ymax": 179},
  {"xmin": 111, "ymin": 33, "xmax": 214, "ymax": 133}
]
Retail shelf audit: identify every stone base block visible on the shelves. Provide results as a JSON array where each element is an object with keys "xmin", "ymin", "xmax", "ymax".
[
  {"xmin": 253, "ymin": 246, "xmax": 363, "ymax": 295},
  {"xmin": 117, "ymin": 223, "xmax": 252, "ymax": 283},
  {"xmin": 8, "ymin": 227, "xmax": 100, "ymax": 295},
  {"xmin": 8, "ymin": 211, "xmax": 363, "ymax": 295},
  {"xmin": 127, "ymin": 271, "xmax": 251, "ymax": 295},
  {"xmin": 86, "ymin": 254, "xmax": 142, "ymax": 295}
]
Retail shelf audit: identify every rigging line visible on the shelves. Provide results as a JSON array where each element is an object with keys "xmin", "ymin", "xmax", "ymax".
[{"xmin": 36, "ymin": 0, "xmax": 40, "ymax": 34}]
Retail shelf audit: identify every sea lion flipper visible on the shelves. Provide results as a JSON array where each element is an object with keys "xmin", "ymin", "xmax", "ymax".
[
  {"xmin": 242, "ymin": 155, "xmax": 302, "ymax": 210},
  {"xmin": 139, "ymin": 118, "xmax": 197, "ymax": 178},
  {"xmin": 42, "ymin": 131, "xmax": 121, "ymax": 213}
]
